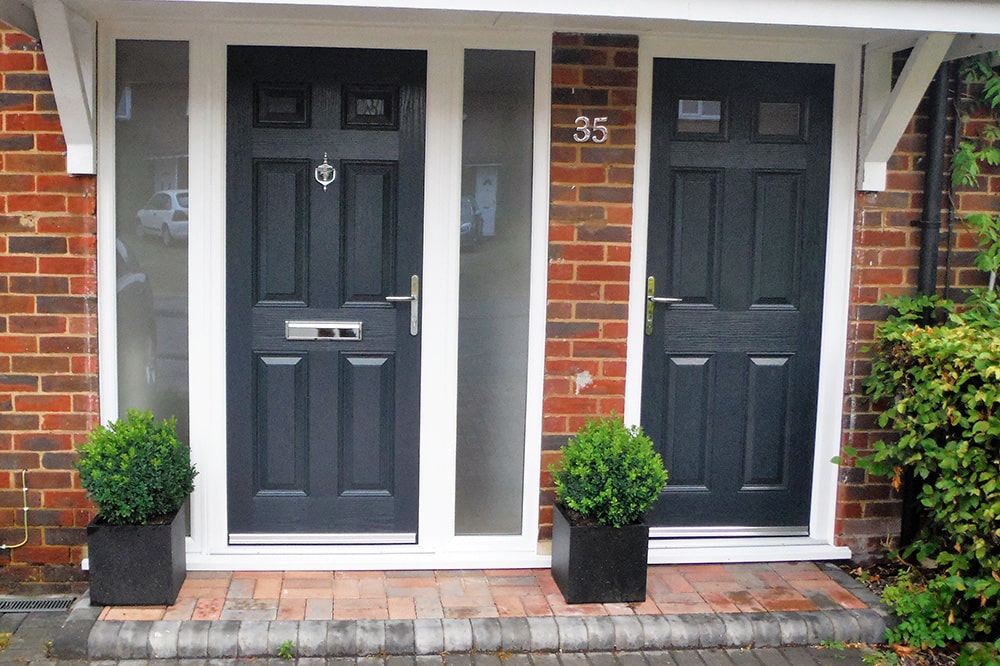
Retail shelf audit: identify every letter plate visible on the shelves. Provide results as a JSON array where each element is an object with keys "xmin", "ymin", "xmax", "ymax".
[{"xmin": 285, "ymin": 321, "xmax": 362, "ymax": 341}]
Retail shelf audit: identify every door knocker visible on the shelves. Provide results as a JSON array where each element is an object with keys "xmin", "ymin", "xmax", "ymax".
[{"xmin": 314, "ymin": 153, "xmax": 336, "ymax": 191}]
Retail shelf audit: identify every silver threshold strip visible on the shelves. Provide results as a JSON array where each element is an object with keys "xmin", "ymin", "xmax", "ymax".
[{"xmin": 229, "ymin": 533, "xmax": 417, "ymax": 545}]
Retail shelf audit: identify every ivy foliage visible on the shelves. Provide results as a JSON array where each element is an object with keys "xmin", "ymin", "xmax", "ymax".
[
  {"xmin": 850, "ymin": 291, "xmax": 1000, "ymax": 650},
  {"xmin": 966, "ymin": 212, "xmax": 1000, "ymax": 278},
  {"xmin": 952, "ymin": 52, "xmax": 1000, "ymax": 189},
  {"xmin": 75, "ymin": 409, "xmax": 197, "ymax": 525},
  {"xmin": 550, "ymin": 416, "xmax": 667, "ymax": 528}
]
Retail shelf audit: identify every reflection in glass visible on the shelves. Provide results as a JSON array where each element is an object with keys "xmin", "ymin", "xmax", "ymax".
[
  {"xmin": 455, "ymin": 50, "xmax": 534, "ymax": 535},
  {"xmin": 115, "ymin": 41, "xmax": 190, "ymax": 447},
  {"xmin": 758, "ymin": 102, "xmax": 801, "ymax": 137},
  {"xmin": 676, "ymin": 99, "xmax": 722, "ymax": 134}
]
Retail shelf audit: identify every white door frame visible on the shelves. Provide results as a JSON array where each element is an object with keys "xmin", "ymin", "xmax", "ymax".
[
  {"xmin": 624, "ymin": 33, "xmax": 858, "ymax": 562},
  {"xmin": 96, "ymin": 16, "xmax": 552, "ymax": 569}
]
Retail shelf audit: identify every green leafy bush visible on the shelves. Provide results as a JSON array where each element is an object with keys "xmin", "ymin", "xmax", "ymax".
[
  {"xmin": 550, "ymin": 416, "xmax": 668, "ymax": 528},
  {"xmin": 851, "ymin": 292, "xmax": 1000, "ymax": 648},
  {"xmin": 75, "ymin": 410, "xmax": 197, "ymax": 525},
  {"xmin": 882, "ymin": 569, "xmax": 970, "ymax": 648}
]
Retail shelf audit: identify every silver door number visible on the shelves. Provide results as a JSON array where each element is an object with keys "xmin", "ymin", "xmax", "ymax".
[{"xmin": 574, "ymin": 116, "xmax": 609, "ymax": 144}]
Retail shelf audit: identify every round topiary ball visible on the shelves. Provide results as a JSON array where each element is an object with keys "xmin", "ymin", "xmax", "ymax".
[
  {"xmin": 550, "ymin": 416, "xmax": 668, "ymax": 528},
  {"xmin": 75, "ymin": 409, "xmax": 197, "ymax": 525}
]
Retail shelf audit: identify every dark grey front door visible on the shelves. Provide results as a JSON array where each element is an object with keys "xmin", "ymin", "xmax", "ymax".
[
  {"xmin": 642, "ymin": 59, "xmax": 833, "ymax": 535},
  {"xmin": 226, "ymin": 47, "xmax": 425, "ymax": 543}
]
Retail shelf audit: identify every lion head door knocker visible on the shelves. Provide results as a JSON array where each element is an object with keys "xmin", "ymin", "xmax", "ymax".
[{"xmin": 314, "ymin": 153, "xmax": 336, "ymax": 191}]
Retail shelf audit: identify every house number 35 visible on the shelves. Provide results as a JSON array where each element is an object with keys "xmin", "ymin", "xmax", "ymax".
[{"xmin": 574, "ymin": 116, "xmax": 609, "ymax": 143}]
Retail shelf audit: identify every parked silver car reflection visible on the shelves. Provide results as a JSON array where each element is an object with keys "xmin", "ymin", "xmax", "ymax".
[{"xmin": 136, "ymin": 189, "xmax": 189, "ymax": 246}]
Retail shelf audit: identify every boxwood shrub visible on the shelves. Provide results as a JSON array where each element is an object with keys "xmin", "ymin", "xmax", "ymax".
[
  {"xmin": 551, "ymin": 416, "xmax": 668, "ymax": 528},
  {"xmin": 75, "ymin": 409, "xmax": 197, "ymax": 525}
]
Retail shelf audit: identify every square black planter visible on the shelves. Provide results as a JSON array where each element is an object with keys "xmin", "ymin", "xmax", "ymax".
[
  {"xmin": 551, "ymin": 503, "xmax": 649, "ymax": 604},
  {"xmin": 86, "ymin": 508, "xmax": 187, "ymax": 606}
]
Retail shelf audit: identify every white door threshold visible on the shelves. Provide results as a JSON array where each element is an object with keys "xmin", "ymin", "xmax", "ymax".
[{"xmin": 648, "ymin": 537, "xmax": 851, "ymax": 564}]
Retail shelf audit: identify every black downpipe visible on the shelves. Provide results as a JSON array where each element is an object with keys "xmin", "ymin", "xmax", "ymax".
[
  {"xmin": 916, "ymin": 63, "xmax": 950, "ymax": 297},
  {"xmin": 901, "ymin": 61, "xmax": 950, "ymax": 548}
]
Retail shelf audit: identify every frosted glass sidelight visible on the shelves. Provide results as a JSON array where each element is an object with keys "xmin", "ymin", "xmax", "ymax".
[
  {"xmin": 455, "ymin": 50, "xmax": 534, "ymax": 535},
  {"xmin": 115, "ymin": 41, "xmax": 190, "ymax": 446}
]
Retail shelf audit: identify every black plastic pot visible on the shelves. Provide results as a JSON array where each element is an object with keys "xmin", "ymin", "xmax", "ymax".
[
  {"xmin": 551, "ymin": 503, "xmax": 649, "ymax": 604},
  {"xmin": 86, "ymin": 507, "xmax": 187, "ymax": 606}
]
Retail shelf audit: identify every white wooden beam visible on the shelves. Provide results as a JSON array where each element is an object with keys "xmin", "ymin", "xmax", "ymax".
[
  {"xmin": 858, "ymin": 32, "xmax": 954, "ymax": 191},
  {"xmin": 33, "ymin": 0, "xmax": 95, "ymax": 175}
]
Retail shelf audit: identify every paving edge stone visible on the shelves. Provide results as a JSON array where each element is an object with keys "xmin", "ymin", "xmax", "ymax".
[{"xmin": 76, "ymin": 606, "xmax": 892, "ymax": 659}]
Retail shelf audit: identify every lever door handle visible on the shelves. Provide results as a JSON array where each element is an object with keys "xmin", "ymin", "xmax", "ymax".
[
  {"xmin": 385, "ymin": 275, "xmax": 419, "ymax": 336},
  {"xmin": 645, "ymin": 276, "xmax": 683, "ymax": 335}
]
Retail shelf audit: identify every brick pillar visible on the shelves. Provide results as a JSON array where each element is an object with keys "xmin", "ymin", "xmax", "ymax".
[
  {"xmin": 539, "ymin": 33, "xmax": 639, "ymax": 539},
  {"xmin": 0, "ymin": 22, "xmax": 97, "ymax": 592}
]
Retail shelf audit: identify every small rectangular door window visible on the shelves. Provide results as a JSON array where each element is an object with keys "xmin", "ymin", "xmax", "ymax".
[
  {"xmin": 455, "ymin": 50, "xmax": 535, "ymax": 535},
  {"xmin": 676, "ymin": 99, "xmax": 723, "ymax": 134}
]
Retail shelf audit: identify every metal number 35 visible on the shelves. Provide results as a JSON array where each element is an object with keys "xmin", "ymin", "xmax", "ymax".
[{"xmin": 573, "ymin": 116, "xmax": 609, "ymax": 144}]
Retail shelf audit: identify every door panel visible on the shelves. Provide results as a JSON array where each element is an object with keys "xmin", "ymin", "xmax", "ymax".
[
  {"xmin": 341, "ymin": 162, "xmax": 398, "ymax": 302},
  {"xmin": 642, "ymin": 59, "xmax": 832, "ymax": 535},
  {"xmin": 254, "ymin": 160, "xmax": 310, "ymax": 304},
  {"xmin": 671, "ymin": 170, "xmax": 721, "ymax": 302},
  {"xmin": 227, "ymin": 47, "xmax": 425, "ymax": 543},
  {"xmin": 255, "ymin": 354, "xmax": 308, "ymax": 493}
]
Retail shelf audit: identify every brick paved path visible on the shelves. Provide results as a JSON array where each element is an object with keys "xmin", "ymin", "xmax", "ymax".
[{"xmin": 97, "ymin": 563, "xmax": 867, "ymax": 622}]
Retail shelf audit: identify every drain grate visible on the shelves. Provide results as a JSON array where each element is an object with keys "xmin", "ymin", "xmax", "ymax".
[{"xmin": 0, "ymin": 597, "xmax": 75, "ymax": 613}]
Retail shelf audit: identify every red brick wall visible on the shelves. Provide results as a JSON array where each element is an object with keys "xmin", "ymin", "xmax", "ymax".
[
  {"xmin": 835, "ymin": 68, "xmax": 995, "ymax": 559},
  {"xmin": 539, "ymin": 33, "xmax": 639, "ymax": 539},
  {"xmin": 0, "ymin": 22, "xmax": 97, "ymax": 593}
]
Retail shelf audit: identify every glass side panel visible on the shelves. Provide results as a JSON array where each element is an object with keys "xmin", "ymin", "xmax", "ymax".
[
  {"xmin": 455, "ymin": 50, "xmax": 534, "ymax": 535},
  {"xmin": 115, "ymin": 40, "xmax": 190, "ymax": 447},
  {"xmin": 676, "ymin": 99, "xmax": 722, "ymax": 134}
]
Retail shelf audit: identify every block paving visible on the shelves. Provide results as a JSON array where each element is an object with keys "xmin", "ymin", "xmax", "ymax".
[{"xmin": 95, "ymin": 562, "xmax": 868, "ymax": 623}]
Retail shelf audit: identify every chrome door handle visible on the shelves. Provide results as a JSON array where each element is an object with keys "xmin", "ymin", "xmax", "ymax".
[
  {"xmin": 385, "ymin": 274, "xmax": 419, "ymax": 336},
  {"xmin": 645, "ymin": 275, "xmax": 682, "ymax": 335}
]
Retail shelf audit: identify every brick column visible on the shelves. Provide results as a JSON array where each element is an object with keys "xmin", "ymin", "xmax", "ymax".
[
  {"xmin": 0, "ymin": 22, "xmax": 97, "ymax": 592},
  {"xmin": 539, "ymin": 33, "xmax": 639, "ymax": 539}
]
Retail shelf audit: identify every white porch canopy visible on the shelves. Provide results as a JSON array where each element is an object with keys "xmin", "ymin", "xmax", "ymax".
[{"xmin": 2, "ymin": 0, "xmax": 1000, "ymax": 182}]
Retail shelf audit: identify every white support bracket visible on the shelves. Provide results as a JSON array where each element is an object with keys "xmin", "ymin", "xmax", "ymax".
[
  {"xmin": 33, "ymin": 0, "xmax": 95, "ymax": 175},
  {"xmin": 858, "ymin": 32, "xmax": 954, "ymax": 191}
]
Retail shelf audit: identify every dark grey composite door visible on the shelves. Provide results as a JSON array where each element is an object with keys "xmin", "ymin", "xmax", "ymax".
[
  {"xmin": 642, "ymin": 59, "xmax": 833, "ymax": 535},
  {"xmin": 226, "ymin": 47, "xmax": 425, "ymax": 543}
]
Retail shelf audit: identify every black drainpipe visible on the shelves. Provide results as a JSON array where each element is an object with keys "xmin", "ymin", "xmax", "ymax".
[
  {"xmin": 916, "ymin": 62, "xmax": 950, "ymax": 297},
  {"xmin": 901, "ymin": 61, "xmax": 950, "ymax": 547}
]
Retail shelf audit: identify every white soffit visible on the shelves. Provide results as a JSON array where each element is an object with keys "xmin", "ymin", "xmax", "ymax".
[
  {"xmin": 0, "ymin": 0, "xmax": 38, "ymax": 36},
  {"xmin": 51, "ymin": 0, "xmax": 1000, "ymax": 35}
]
